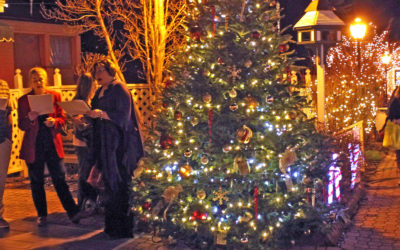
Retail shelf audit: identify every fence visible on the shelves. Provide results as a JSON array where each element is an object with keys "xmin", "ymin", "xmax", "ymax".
[{"xmin": 8, "ymin": 68, "xmax": 152, "ymax": 176}]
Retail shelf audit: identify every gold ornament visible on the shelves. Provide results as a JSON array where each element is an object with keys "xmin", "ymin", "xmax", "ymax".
[
  {"xmin": 228, "ymin": 88, "xmax": 237, "ymax": 98},
  {"xmin": 179, "ymin": 163, "xmax": 192, "ymax": 178},
  {"xmin": 133, "ymin": 157, "xmax": 147, "ymax": 178},
  {"xmin": 240, "ymin": 211, "xmax": 253, "ymax": 222},
  {"xmin": 201, "ymin": 155, "xmax": 209, "ymax": 165},
  {"xmin": 203, "ymin": 93, "xmax": 212, "ymax": 103},
  {"xmin": 236, "ymin": 125, "xmax": 253, "ymax": 144},
  {"xmin": 184, "ymin": 149, "xmax": 193, "ymax": 158},
  {"xmin": 229, "ymin": 103, "xmax": 238, "ymax": 111},
  {"xmin": 245, "ymin": 96, "xmax": 259, "ymax": 109},
  {"xmin": 240, "ymin": 234, "xmax": 249, "ymax": 244},
  {"xmin": 163, "ymin": 184, "xmax": 183, "ymax": 203},
  {"xmin": 279, "ymin": 148, "xmax": 297, "ymax": 174},
  {"xmin": 233, "ymin": 155, "xmax": 250, "ymax": 175},
  {"xmin": 222, "ymin": 145, "xmax": 232, "ymax": 153},
  {"xmin": 197, "ymin": 189, "xmax": 206, "ymax": 200},
  {"xmin": 191, "ymin": 117, "xmax": 199, "ymax": 126},
  {"xmin": 213, "ymin": 186, "xmax": 229, "ymax": 205},
  {"xmin": 244, "ymin": 60, "xmax": 252, "ymax": 68}
]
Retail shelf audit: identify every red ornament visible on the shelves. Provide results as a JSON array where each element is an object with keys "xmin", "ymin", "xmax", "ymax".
[
  {"xmin": 266, "ymin": 96, "xmax": 274, "ymax": 103},
  {"xmin": 162, "ymin": 102, "xmax": 168, "ymax": 108},
  {"xmin": 160, "ymin": 135, "xmax": 173, "ymax": 149},
  {"xmin": 251, "ymin": 31, "xmax": 261, "ymax": 39},
  {"xmin": 163, "ymin": 79, "xmax": 174, "ymax": 88},
  {"xmin": 190, "ymin": 26, "xmax": 203, "ymax": 41},
  {"xmin": 174, "ymin": 111, "xmax": 183, "ymax": 120},
  {"xmin": 142, "ymin": 201, "xmax": 151, "ymax": 211},
  {"xmin": 279, "ymin": 44, "xmax": 289, "ymax": 53},
  {"xmin": 217, "ymin": 58, "xmax": 224, "ymax": 64},
  {"xmin": 192, "ymin": 210, "xmax": 207, "ymax": 221},
  {"xmin": 254, "ymin": 186, "xmax": 259, "ymax": 219},
  {"xmin": 289, "ymin": 111, "xmax": 297, "ymax": 120},
  {"xmin": 236, "ymin": 125, "xmax": 253, "ymax": 144}
]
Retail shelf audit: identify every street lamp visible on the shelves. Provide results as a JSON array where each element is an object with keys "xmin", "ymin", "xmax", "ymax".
[
  {"xmin": 381, "ymin": 52, "xmax": 392, "ymax": 103},
  {"xmin": 350, "ymin": 18, "xmax": 367, "ymax": 73}
]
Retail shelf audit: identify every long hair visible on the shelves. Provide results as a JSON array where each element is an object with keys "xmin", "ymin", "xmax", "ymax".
[
  {"xmin": 92, "ymin": 59, "xmax": 117, "ymax": 78},
  {"xmin": 389, "ymin": 86, "xmax": 400, "ymax": 104},
  {"xmin": 74, "ymin": 73, "xmax": 96, "ymax": 102}
]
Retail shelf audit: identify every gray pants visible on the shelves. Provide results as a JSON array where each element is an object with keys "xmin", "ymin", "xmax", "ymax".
[{"xmin": 0, "ymin": 139, "xmax": 11, "ymax": 219}]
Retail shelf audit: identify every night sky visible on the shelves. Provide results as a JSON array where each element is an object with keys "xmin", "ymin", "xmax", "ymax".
[
  {"xmin": 3, "ymin": 0, "xmax": 400, "ymax": 41},
  {"xmin": 2, "ymin": 0, "xmax": 400, "ymax": 80}
]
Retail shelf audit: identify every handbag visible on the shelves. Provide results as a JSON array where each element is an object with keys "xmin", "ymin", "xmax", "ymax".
[
  {"xmin": 87, "ymin": 165, "xmax": 105, "ymax": 191},
  {"xmin": 382, "ymin": 120, "xmax": 400, "ymax": 150}
]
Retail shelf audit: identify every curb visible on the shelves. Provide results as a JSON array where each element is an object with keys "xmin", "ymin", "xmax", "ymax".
[{"xmin": 325, "ymin": 184, "xmax": 366, "ymax": 246}]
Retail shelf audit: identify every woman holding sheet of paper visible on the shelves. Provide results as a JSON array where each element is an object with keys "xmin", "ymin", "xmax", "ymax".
[
  {"xmin": 0, "ymin": 80, "xmax": 12, "ymax": 229},
  {"xmin": 17, "ymin": 67, "xmax": 80, "ymax": 227},
  {"xmin": 71, "ymin": 73, "xmax": 98, "ymax": 212},
  {"xmin": 87, "ymin": 59, "xmax": 143, "ymax": 238}
]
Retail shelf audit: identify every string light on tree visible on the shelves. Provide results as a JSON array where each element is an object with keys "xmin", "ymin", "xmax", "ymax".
[{"xmin": 132, "ymin": 0, "xmax": 334, "ymax": 248}]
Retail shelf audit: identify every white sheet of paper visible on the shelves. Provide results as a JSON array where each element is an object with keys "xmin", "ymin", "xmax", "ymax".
[
  {"xmin": 0, "ymin": 98, "xmax": 8, "ymax": 111},
  {"xmin": 57, "ymin": 100, "xmax": 90, "ymax": 116},
  {"xmin": 27, "ymin": 94, "xmax": 54, "ymax": 115}
]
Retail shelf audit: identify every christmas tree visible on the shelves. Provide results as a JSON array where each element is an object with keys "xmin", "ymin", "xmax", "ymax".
[{"xmin": 133, "ymin": 0, "xmax": 334, "ymax": 248}]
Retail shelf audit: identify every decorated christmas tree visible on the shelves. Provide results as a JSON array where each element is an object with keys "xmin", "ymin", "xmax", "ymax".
[{"xmin": 133, "ymin": 0, "xmax": 334, "ymax": 248}]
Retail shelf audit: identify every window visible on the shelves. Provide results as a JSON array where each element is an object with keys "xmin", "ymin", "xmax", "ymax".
[
  {"xmin": 301, "ymin": 31, "xmax": 311, "ymax": 42},
  {"xmin": 14, "ymin": 34, "xmax": 41, "ymax": 69},
  {"xmin": 322, "ymin": 30, "xmax": 336, "ymax": 41},
  {"xmin": 50, "ymin": 36, "xmax": 72, "ymax": 67}
]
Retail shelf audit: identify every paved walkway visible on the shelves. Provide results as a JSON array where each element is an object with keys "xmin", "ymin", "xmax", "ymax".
[
  {"xmin": 339, "ymin": 152, "xmax": 400, "ymax": 250},
  {"xmin": 2, "ymin": 153, "xmax": 400, "ymax": 249},
  {"xmin": 0, "ymin": 182, "xmax": 189, "ymax": 250}
]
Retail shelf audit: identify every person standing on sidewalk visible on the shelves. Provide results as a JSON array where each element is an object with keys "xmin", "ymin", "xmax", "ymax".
[
  {"xmin": 0, "ymin": 80, "xmax": 12, "ymax": 229},
  {"xmin": 387, "ymin": 86, "xmax": 400, "ymax": 171},
  {"xmin": 71, "ymin": 73, "xmax": 98, "ymax": 212},
  {"xmin": 17, "ymin": 67, "xmax": 80, "ymax": 226},
  {"xmin": 87, "ymin": 59, "xmax": 143, "ymax": 238}
]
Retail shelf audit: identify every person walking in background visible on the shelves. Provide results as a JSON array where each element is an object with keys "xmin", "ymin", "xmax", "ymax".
[
  {"xmin": 17, "ymin": 67, "xmax": 80, "ymax": 227},
  {"xmin": 0, "ymin": 80, "xmax": 12, "ymax": 229},
  {"xmin": 71, "ymin": 73, "xmax": 98, "ymax": 212},
  {"xmin": 386, "ymin": 86, "xmax": 400, "ymax": 180},
  {"xmin": 87, "ymin": 59, "xmax": 143, "ymax": 238}
]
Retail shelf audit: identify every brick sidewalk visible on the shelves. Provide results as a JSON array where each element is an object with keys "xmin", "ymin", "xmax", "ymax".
[
  {"xmin": 3, "ymin": 153, "xmax": 400, "ymax": 249},
  {"xmin": 0, "ymin": 181, "xmax": 189, "ymax": 249},
  {"xmin": 339, "ymin": 152, "xmax": 400, "ymax": 250}
]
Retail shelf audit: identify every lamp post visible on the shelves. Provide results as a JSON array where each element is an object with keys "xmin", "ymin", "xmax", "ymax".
[
  {"xmin": 381, "ymin": 52, "xmax": 392, "ymax": 104},
  {"xmin": 350, "ymin": 18, "xmax": 367, "ymax": 73}
]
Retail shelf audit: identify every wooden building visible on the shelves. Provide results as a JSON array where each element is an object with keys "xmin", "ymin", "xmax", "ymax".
[{"xmin": 0, "ymin": 19, "xmax": 81, "ymax": 88}]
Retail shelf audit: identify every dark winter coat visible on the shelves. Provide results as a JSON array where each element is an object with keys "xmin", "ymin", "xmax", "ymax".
[{"xmin": 91, "ymin": 81, "xmax": 143, "ymax": 192}]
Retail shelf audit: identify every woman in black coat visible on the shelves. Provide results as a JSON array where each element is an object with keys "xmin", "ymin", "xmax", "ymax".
[{"xmin": 87, "ymin": 59, "xmax": 143, "ymax": 238}]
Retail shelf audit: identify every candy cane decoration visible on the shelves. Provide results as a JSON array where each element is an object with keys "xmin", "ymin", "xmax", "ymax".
[
  {"xmin": 328, "ymin": 154, "xmax": 342, "ymax": 204},
  {"xmin": 348, "ymin": 143, "xmax": 360, "ymax": 189}
]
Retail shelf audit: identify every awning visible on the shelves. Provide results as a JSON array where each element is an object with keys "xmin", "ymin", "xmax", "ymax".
[{"xmin": 0, "ymin": 21, "xmax": 14, "ymax": 42}]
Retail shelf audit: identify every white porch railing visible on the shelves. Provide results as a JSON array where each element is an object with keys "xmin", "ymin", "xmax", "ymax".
[{"xmin": 8, "ymin": 68, "xmax": 152, "ymax": 176}]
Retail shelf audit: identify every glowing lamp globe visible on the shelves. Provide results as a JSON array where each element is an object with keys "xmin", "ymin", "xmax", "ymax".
[{"xmin": 350, "ymin": 18, "xmax": 367, "ymax": 40}]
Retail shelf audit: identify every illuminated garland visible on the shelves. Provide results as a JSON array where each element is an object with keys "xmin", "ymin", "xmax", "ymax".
[{"xmin": 325, "ymin": 27, "xmax": 400, "ymax": 134}]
